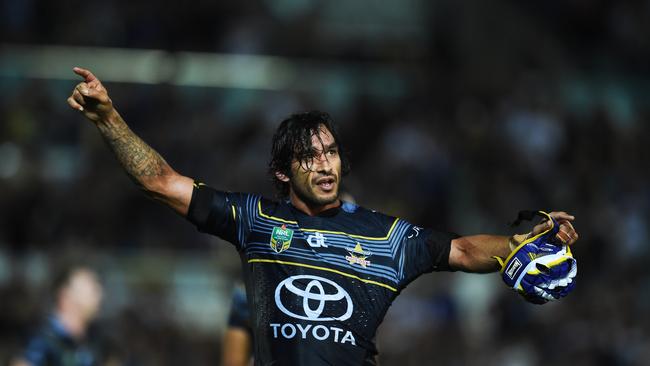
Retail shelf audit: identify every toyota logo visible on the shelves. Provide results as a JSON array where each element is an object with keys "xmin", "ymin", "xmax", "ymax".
[{"xmin": 274, "ymin": 275, "xmax": 353, "ymax": 321}]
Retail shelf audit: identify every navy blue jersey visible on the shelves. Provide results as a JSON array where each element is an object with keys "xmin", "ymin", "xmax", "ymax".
[
  {"xmin": 187, "ymin": 183, "xmax": 457, "ymax": 365},
  {"xmin": 20, "ymin": 317, "xmax": 99, "ymax": 366}
]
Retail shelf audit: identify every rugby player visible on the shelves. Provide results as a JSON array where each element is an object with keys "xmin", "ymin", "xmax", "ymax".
[{"xmin": 67, "ymin": 67, "xmax": 579, "ymax": 365}]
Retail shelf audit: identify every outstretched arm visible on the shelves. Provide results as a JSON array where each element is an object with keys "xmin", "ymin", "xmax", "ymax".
[
  {"xmin": 448, "ymin": 211, "xmax": 578, "ymax": 273},
  {"xmin": 67, "ymin": 67, "xmax": 193, "ymax": 216}
]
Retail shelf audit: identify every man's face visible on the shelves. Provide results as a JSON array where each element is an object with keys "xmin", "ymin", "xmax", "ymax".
[
  {"xmin": 288, "ymin": 126, "xmax": 342, "ymax": 207},
  {"xmin": 63, "ymin": 269, "xmax": 104, "ymax": 321}
]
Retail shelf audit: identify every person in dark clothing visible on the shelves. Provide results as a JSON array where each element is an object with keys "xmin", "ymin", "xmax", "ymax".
[{"xmin": 11, "ymin": 267, "xmax": 106, "ymax": 366}]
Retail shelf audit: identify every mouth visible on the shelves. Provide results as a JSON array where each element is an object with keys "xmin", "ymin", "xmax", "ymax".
[{"xmin": 314, "ymin": 176, "xmax": 337, "ymax": 192}]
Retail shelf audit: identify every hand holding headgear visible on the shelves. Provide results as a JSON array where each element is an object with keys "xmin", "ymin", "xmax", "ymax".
[{"xmin": 494, "ymin": 211, "xmax": 578, "ymax": 304}]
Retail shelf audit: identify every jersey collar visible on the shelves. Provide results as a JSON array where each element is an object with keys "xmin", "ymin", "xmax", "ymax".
[{"xmin": 286, "ymin": 200, "xmax": 342, "ymax": 218}]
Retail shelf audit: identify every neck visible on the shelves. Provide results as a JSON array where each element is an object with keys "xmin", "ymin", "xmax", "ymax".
[
  {"xmin": 289, "ymin": 191, "xmax": 340, "ymax": 216},
  {"xmin": 55, "ymin": 308, "xmax": 87, "ymax": 339}
]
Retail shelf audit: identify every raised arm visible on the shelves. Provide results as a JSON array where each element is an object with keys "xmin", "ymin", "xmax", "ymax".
[
  {"xmin": 448, "ymin": 211, "xmax": 578, "ymax": 272},
  {"xmin": 67, "ymin": 67, "xmax": 194, "ymax": 216}
]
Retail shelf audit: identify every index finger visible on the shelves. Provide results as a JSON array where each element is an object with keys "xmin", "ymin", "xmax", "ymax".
[{"xmin": 73, "ymin": 67, "xmax": 98, "ymax": 83}]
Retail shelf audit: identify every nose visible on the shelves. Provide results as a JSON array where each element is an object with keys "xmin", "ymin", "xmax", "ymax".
[{"xmin": 313, "ymin": 152, "xmax": 332, "ymax": 173}]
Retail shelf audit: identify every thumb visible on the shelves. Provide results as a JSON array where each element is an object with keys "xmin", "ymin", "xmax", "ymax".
[{"xmin": 532, "ymin": 219, "xmax": 552, "ymax": 235}]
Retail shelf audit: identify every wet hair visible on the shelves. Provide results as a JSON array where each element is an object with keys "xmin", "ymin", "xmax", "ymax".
[{"xmin": 269, "ymin": 111, "xmax": 350, "ymax": 197}]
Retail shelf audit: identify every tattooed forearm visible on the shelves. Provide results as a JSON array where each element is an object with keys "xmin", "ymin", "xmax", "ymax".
[
  {"xmin": 86, "ymin": 109, "xmax": 193, "ymax": 215},
  {"xmin": 108, "ymin": 131, "xmax": 167, "ymax": 178},
  {"xmin": 96, "ymin": 113, "xmax": 171, "ymax": 188}
]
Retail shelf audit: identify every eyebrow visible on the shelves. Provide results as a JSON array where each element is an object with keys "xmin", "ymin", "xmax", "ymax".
[{"xmin": 312, "ymin": 142, "xmax": 338, "ymax": 152}]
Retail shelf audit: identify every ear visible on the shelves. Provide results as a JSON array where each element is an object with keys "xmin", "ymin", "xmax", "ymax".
[{"xmin": 275, "ymin": 171, "xmax": 290, "ymax": 183}]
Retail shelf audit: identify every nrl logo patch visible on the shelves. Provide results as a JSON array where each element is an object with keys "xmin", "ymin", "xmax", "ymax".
[
  {"xmin": 345, "ymin": 243, "xmax": 372, "ymax": 268},
  {"xmin": 270, "ymin": 224, "xmax": 294, "ymax": 253}
]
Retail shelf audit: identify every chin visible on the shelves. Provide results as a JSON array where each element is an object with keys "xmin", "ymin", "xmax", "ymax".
[
  {"xmin": 313, "ymin": 192, "xmax": 339, "ymax": 205},
  {"xmin": 292, "ymin": 180, "xmax": 339, "ymax": 207}
]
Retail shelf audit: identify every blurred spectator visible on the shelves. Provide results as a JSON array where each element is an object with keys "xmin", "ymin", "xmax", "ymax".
[
  {"xmin": 221, "ymin": 285, "xmax": 253, "ymax": 366},
  {"xmin": 10, "ymin": 266, "xmax": 119, "ymax": 366}
]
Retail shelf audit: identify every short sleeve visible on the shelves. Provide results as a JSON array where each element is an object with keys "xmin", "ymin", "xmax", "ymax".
[
  {"xmin": 398, "ymin": 223, "xmax": 459, "ymax": 289},
  {"xmin": 186, "ymin": 182, "xmax": 258, "ymax": 250}
]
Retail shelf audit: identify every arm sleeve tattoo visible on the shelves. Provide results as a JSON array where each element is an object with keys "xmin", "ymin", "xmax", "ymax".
[{"xmin": 96, "ymin": 115, "xmax": 170, "ymax": 186}]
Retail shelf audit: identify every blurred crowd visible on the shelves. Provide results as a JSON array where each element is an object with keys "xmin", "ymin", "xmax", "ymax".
[{"xmin": 1, "ymin": 0, "xmax": 649, "ymax": 365}]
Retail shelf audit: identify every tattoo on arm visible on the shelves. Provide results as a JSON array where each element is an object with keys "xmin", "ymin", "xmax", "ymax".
[
  {"xmin": 97, "ymin": 115, "xmax": 170, "ymax": 186},
  {"xmin": 90, "ymin": 110, "xmax": 194, "ymax": 215}
]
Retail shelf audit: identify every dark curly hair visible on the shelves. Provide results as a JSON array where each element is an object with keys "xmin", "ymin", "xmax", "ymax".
[{"xmin": 268, "ymin": 111, "xmax": 350, "ymax": 198}]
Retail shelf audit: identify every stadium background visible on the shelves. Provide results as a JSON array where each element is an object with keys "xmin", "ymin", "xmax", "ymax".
[{"xmin": 1, "ymin": 0, "xmax": 649, "ymax": 365}]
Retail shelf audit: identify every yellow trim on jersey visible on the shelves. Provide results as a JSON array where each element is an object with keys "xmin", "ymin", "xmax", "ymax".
[
  {"xmin": 257, "ymin": 201, "xmax": 399, "ymax": 241},
  {"xmin": 231, "ymin": 205, "xmax": 237, "ymax": 221},
  {"xmin": 248, "ymin": 258, "xmax": 398, "ymax": 292},
  {"xmin": 258, "ymin": 201, "xmax": 298, "ymax": 224},
  {"xmin": 301, "ymin": 219, "xmax": 399, "ymax": 240}
]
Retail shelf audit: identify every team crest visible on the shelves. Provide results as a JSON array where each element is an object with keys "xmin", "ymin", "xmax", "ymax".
[
  {"xmin": 270, "ymin": 224, "xmax": 294, "ymax": 253},
  {"xmin": 345, "ymin": 243, "xmax": 372, "ymax": 268}
]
